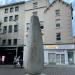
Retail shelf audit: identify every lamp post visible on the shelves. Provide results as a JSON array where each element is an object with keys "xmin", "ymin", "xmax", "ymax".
[
  {"xmin": 13, "ymin": 19, "xmax": 19, "ymax": 57},
  {"xmin": 16, "ymin": 46, "xmax": 18, "ymax": 57},
  {"xmin": 16, "ymin": 39, "xmax": 20, "ymax": 57}
]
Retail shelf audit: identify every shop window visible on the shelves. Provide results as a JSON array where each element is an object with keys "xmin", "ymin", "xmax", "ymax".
[
  {"xmin": 56, "ymin": 54, "xmax": 60, "ymax": 64},
  {"xmin": 48, "ymin": 53, "xmax": 56, "ymax": 64},
  {"xmin": 61, "ymin": 54, "xmax": 65, "ymax": 64}
]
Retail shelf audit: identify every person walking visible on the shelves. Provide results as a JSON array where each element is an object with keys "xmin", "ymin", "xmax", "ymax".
[
  {"xmin": 19, "ymin": 58, "xmax": 23, "ymax": 68},
  {"xmin": 13, "ymin": 56, "xmax": 17, "ymax": 68}
]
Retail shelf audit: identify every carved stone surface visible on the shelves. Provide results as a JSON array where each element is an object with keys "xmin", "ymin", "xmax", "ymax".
[{"xmin": 23, "ymin": 15, "xmax": 44, "ymax": 75}]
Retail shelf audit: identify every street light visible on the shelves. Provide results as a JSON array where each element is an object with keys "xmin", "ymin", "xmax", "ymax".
[
  {"xmin": 16, "ymin": 39, "xmax": 20, "ymax": 57},
  {"xmin": 13, "ymin": 19, "xmax": 19, "ymax": 57}
]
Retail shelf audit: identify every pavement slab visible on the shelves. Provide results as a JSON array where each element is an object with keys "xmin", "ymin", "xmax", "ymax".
[{"xmin": 0, "ymin": 65, "xmax": 75, "ymax": 75}]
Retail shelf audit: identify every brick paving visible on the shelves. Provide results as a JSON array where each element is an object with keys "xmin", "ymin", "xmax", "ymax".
[{"xmin": 0, "ymin": 65, "xmax": 75, "ymax": 75}]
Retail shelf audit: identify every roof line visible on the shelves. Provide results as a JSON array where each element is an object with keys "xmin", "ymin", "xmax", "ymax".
[
  {"xmin": 0, "ymin": 1, "xmax": 25, "ymax": 8},
  {"xmin": 44, "ymin": 0, "xmax": 71, "ymax": 12}
]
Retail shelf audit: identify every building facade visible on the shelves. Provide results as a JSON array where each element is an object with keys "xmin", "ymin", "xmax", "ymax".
[
  {"xmin": 0, "ymin": 1, "xmax": 25, "ymax": 64},
  {"xmin": 0, "ymin": 0, "xmax": 73, "ymax": 65},
  {"xmin": 73, "ymin": 36, "xmax": 75, "ymax": 43}
]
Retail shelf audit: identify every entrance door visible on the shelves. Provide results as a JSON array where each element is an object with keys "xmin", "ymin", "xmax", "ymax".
[{"xmin": 68, "ymin": 51, "xmax": 74, "ymax": 64}]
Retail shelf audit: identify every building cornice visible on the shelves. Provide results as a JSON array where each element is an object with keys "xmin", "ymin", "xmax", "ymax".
[
  {"xmin": 44, "ymin": 0, "xmax": 72, "ymax": 13},
  {"xmin": 0, "ymin": 1, "xmax": 25, "ymax": 8}
]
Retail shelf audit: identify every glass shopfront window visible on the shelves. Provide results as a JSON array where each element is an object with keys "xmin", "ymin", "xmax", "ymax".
[
  {"xmin": 48, "ymin": 53, "xmax": 56, "ymax": 64},
  {"xmin": 68, "ymin": 51, "xmax": 74, "ymax": 64}
]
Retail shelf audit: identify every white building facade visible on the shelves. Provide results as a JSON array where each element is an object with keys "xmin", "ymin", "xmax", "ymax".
[
  {"xmin": 0, "ymin": 0, "xmax": 74, "ymax": 65},
  {"xmin": 44, "ymin": 44, "xmax": 75, "ymax": 65}
]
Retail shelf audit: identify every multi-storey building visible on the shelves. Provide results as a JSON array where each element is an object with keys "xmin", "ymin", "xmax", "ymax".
[
  {"xmin": 0, "ymin": 1, "xmax": 25, "ymax": 64},
  {"xmin": 0, "ymin": 0, "xmax": 73, "ymax": 65}
]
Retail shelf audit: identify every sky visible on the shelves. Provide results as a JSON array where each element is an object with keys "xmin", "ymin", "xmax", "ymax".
[{"xmin": 0, "ymin": 0, "xmax": 75, "ymax": 36}]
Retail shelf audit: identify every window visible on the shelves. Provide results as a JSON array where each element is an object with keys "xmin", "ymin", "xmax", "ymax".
[
  {"xmin": 15, "ymin": 15, "xmax": 18, "ymax": 21},
  {"xmin": 8, "ymin": 25, "xmax": 12, "ymax": 33},
  {"xmin": 13, "ymin": 39, "xmax": 17, "ymax": 45},
  {"xmin": 40, "ymin": 21, "xmax": 44, "ymax": 30},
  {"xmin": 4, "ymin": 17, "xmax": 8, "ymax": 22},
  {"xmin": 8, "ymin": 39, "xmax": 11, "ymax": 45},
  {"xmin": 0, "ymin": 38, "xmax": 1, "ymax": 45},
  {"xmin": 56, "ymin": 19, "xmax": 60, "ymax": 21},
  {"xmin": 15, "ymin": 6, "xmax": 19, "ymax": 11},
  {"xmin": 55, "ymin": 9, "xmax": 60, "ymax": 16},
  {"xmin": 26, "ymin": 34, "xmax": 28, "ymax": 37},
  {"xmin": 9, "ymin": 16, "xmax": 13, "ymax": 21},
  {"xmin": 5, "ymin": 8, "xmax": 8, "ymax": 13},
  {"xmin": 48, "ymin": 53, "xmax": 56, "ymax": 64},
  {"xmin": 61, "ymin": 54, "xmax": 65, "ymax": 64},
  {"xmin": 2, "ymin": 39, "xmax": 6, "ymax": 45},
  {"xmin": 0, "ymin": 23, "xmax": 2, "ymax": 32},
  {"xmin": 14, "ymin": 25, "xmax": 18, "ymax": 32},
  {"xmin": 3, "ymin": 26, "xmax": 7, "ymax": 33},
  {"xmin": 33, "ymin": 2, "xmax": 38, "ymax": 8},
  {"xmin": 10, "ymin": 7, "xmax": 13, "ymax": 12},
  {"xmin": 27, "ymin": 27, "xmax": 29, "ymax": 31},
  {"xmin": 33, "ymin": 11, "xmax": 37, "ymax": 16},
  {"xmin": 56, "ymin": 33, "xmax": 61, "ymax": 40},
  {"xmin": 56, "ymin": 54, "xmax": 60, "ymax": 64},
  {"xmin": 40, "ymin": 26, "xmax": 44, "ymax": 29},
  {"xmin": 56, "ymin": 23, "xmax": 60, "ymax": 28},
  {"xmin": 26, "ymin": 23, "xmax": 30, "ymax": 31}
]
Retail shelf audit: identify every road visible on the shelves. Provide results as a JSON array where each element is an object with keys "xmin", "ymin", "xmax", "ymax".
[{"xmin": 0, "ymin": 65, "xmax": 75, "ymax": 75}]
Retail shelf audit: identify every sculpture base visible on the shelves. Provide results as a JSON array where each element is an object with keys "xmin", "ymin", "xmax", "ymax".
[{"xmin": 25, "ymin": 73, "xmax": 46, "ymax": 75}]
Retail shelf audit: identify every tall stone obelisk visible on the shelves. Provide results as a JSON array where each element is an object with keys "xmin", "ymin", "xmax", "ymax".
[{"xmin": 23, "ymin": 15, "xmax": 44, "ymax": 75}]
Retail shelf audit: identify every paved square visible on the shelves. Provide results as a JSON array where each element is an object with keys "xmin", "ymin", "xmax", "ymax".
[{"xmin": 0, "ymin": 65, "xmax": 75, "ymax": 75}]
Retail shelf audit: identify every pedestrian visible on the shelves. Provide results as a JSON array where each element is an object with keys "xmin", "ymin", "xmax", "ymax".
[
  {"xmin": 13, "ymin": 56, "xmax": 17, "ymax": 67},
  {"xmin": 2, "ymin": 55, "xmax": 5, "ymax": 64},
  {"xmin": 19, "ymin": 58, "xmax": 23, "ymax": 68},
  {"xmin": 16, "ymin": 56, "xmax": 20, "ymax": 66}
]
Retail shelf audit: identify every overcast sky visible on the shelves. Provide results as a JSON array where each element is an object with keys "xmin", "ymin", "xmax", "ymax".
[{"xmin": 0, "ymin": 0, "xmax": 75, "ymax": 36}]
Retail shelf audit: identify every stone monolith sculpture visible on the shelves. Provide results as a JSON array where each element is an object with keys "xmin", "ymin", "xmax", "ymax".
[{"xmin": 23, "ymin": 15, "xmax": 44, "ymax": 75}]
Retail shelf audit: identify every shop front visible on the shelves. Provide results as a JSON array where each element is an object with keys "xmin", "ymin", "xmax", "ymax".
[{"xmin": 0, "ymin": 47, "xmax": 23, "ymax": 64}]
